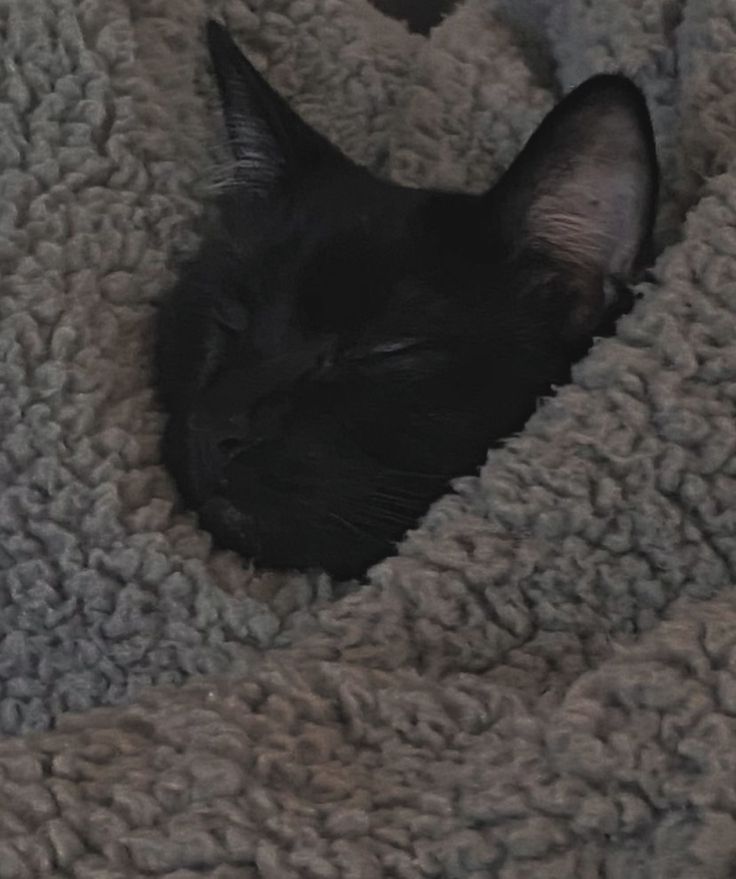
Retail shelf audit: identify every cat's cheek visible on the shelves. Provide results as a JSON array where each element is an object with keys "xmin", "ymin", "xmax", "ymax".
[{"xmin": 195, "ymin": 323, "xmax": 230, "ymax": 390}]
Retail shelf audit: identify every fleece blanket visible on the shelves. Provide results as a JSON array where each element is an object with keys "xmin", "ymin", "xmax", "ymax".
[{"xmin": 1, "ymin": 0, "xmax": 736, "ymax": 874}]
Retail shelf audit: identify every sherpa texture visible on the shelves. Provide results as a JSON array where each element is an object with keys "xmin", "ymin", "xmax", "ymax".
[{"xmin": 1, "ymin": 0, "xmax": 736, "ymax": 875}]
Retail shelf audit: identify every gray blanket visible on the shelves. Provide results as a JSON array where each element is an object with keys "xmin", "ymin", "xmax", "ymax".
[{"xmin": 2, "ymin": 0, "xmax": 736, "ymax": 874}]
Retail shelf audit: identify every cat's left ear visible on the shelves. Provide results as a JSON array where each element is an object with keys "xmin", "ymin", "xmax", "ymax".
[
  {"xmin": 206, "ymin": 20, "xmax": 342, "ymax": 194},
  {"xmin": 489, "ymin": 74, "xmax": 658, "ymax": 323}
]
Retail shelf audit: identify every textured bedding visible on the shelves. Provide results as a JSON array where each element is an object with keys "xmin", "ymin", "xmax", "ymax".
[{"xmin": 1, "ymin": 0, "xmax": 736, "ymax": 875}]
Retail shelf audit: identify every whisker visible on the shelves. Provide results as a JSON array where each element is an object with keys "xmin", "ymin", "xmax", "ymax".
[
  {"xmin": 338, "ymin": 500, "xmax": 417, "ymax": 530},
  {"xmin": 381, "ymin": 465, "xmax": 452, "ymax": 481},
  {"xmin": 327, "ymin": 512, "xmax": 389, "ymax": 545},
  {"xmin": 368, "ymin": 488, "xmax": 437, "ymax": 506}
]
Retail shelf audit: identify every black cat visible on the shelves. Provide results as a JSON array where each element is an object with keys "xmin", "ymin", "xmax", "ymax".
[{"xmin": 155, "ymin": 21, "xmax": 658, "ymax": 579}]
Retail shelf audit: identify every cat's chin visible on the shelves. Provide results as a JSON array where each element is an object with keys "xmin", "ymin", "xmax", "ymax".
[
  {"xmin": 199, "ymin": 496, "xmax": 259, "ymax": 553},
  {"xmin": 197, "ymin": 494, "xmax": 394, "ymax": 579}
]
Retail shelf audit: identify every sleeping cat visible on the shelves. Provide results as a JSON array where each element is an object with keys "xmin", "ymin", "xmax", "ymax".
[{"xmin": 155, "ymin": 20, "xmax": 658, "ymax": 579}]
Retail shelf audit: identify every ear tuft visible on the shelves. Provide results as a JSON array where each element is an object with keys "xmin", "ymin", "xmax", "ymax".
[
  {"xmin": 492, "ymin": 75, "xmax": 658, "ymax": 281},
  {"xmin": 205, "ymin": 20, "xmax": 338, "ymax": 194}
]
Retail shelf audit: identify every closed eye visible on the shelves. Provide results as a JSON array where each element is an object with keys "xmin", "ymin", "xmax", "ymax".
[
  {"xmin": 347, "ymin": 339, "xmax": 425, "ymax": 361},
  {"xmin": 370, "ymin": 340, "xmax": 422, "ymax": 356},
  {"xmin": 337, "ymin": 338, "xmax": 446, "ymax": 382}
]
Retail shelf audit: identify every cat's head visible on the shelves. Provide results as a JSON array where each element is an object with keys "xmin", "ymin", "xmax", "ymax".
[{"xmin": 155, "ymin": 21, "xmax": 658, "ymax": 579}]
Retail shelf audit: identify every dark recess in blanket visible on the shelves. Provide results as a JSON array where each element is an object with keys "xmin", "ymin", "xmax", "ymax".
[{"xmin": 368, "ymin": 0, "xmax": 460, "ymax": 33}]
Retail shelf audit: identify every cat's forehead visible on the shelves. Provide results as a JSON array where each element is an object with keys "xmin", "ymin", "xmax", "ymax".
[
  {"xmin": 233, "ymin": 174, "xmax": 420, "ymax": 279},
  {"xmin": 296, "ymin": 168, "xmax": 427, "ymax": 238}
]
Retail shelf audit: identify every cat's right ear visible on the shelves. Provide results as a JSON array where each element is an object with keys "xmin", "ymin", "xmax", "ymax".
[{"xmin": 206, "ymin": 20, "xmax": 341, "ymax": 194}]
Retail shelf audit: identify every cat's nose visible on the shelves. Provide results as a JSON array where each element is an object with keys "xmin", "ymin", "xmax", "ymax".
[
  {"xmin": 185, "ymin": 410, "xmax": 256, "ymax": 499},
  {"xmin": 187, "ymin": 410, "xmax": 251, "ymax": 457},
  {"xmin": 216, "ymin": 436, "xmax": 251, "ymax": 459}
]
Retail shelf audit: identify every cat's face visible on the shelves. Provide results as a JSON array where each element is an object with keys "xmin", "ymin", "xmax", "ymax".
[{"xmin": 155, "ymin": 21, "xmax": 658, "ymax": 579}]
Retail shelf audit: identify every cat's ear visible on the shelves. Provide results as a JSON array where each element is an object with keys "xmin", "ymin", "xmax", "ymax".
[
  {"xmin": 489, "ymin": 75, "xmax": 658, "ymax": 289},
  {"xmin": 206, "ymin": 20, "xmax": 341, "ymax": 194}
]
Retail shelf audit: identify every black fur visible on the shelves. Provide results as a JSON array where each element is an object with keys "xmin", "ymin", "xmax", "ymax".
[{"xmin": 155, "ymin": 21, "xmax": 658, "ymax": 579}]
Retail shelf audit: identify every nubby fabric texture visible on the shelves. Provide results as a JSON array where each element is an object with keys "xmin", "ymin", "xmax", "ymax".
[{"xmin": 1, "ymin": 0, "xmax": 736, "ymax": 876}]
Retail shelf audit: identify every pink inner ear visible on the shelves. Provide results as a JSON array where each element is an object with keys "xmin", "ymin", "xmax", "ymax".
[
  {"xmin": 528, "ymin": 158, "xmax": 648, "ymax": 277},
  {"xmin": 488, "ymin": 76, "xmax": 657, "ymax": 286},
  {"xmin": 523, "ymin": 100, "xmax": 653, "ymax": 279}
]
